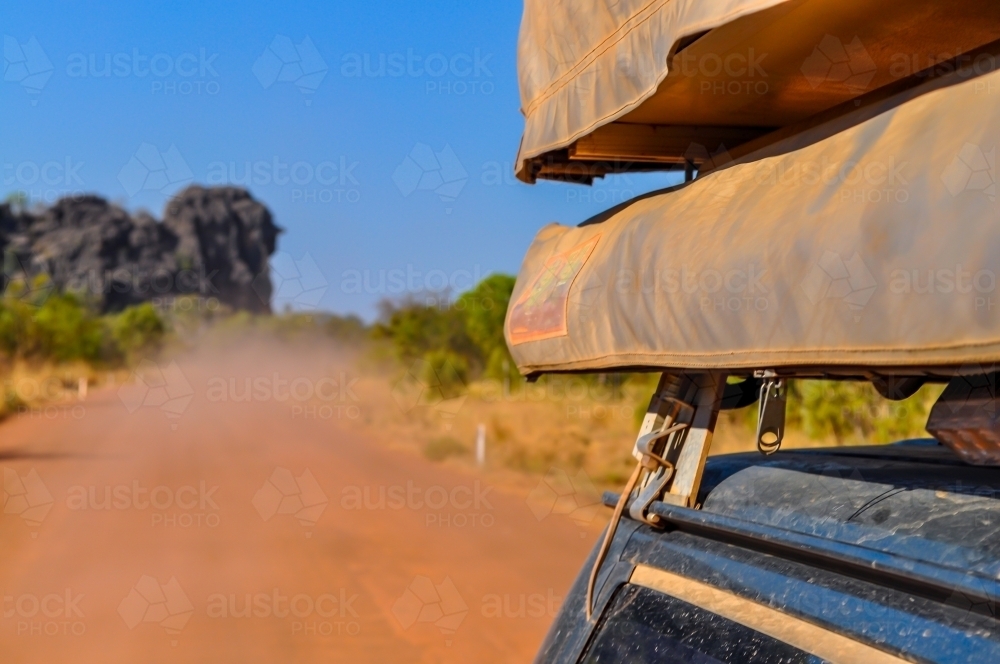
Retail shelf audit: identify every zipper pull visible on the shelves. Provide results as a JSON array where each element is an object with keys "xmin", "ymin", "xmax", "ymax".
[{"xmin": 755, "ymin": 370, "xmax": 786, "ymax": 455}]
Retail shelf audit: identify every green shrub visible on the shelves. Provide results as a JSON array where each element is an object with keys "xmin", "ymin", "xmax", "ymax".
[
  {"xmin": 456, "ymin": 274, "xmax": 515, "ymax": 359},
  {"xmin": 370, "ymin": 274, "xmax": 521, "ymax": 389},
  {"xmin": 0, "ymin": 298, "xmax": 38, "ymax": 356},
  {"xmin": 32, "ymin": 294, "xmax": 104, "ymax": 361},
  {"xmin": 420, "ymin": 349, "xmax": 469, "ymax": 399},
  {"xmin": 793, "ymin": 380, "xmax": 932, "ymax": 444},
  {"xmin": 324, "ymin": 314, "xmax": 367, "ymax": 344},
  {"xmin": 373, "ymin": 296, "xmax": 478, "ymax": 365},
  {"xmin": 112, "ymin": 303, "xmax": 166, "ymax": 359},
  {"xmin": 484, "ymin": 346, "xmax": 522, "ymax": 385}
]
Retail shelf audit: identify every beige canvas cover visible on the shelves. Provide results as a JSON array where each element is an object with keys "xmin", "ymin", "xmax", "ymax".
[
  {"xmin": 506, "ymin": 62, "xmax": 1000, "ymax": 375},
  {"xmin": 516, "ymin": 0, "xmax": 1000, "ymax": 182},
  {"xmin": 517, "ymin": 0, "xmax": 790, "ymax": 179}
]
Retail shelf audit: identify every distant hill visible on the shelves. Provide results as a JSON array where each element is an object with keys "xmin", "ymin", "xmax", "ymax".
[{"xmin": 0, "ymin": 186, "xmax": 282, "ymax": 313}]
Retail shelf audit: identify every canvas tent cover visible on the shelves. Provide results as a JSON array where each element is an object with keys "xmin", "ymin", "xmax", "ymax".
[
  {"xmin": 516, "ymin": 0, "xmax": 1000, "ymax": 182},
  {"xmin": 505, "ymin": 62, "xmax": 1000, "ymax": 376},
  {"xmin": 517, "ymin": 0, "xmax": 787, "ymax": 179}
]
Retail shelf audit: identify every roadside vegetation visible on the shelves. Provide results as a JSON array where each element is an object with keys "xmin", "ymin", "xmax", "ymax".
[{"xmin": 1, "ymin": 270, "xmax": 938, "ymax": 480}]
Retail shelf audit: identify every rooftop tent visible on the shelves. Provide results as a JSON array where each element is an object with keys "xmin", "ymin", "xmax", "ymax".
[
  {"xmin": 504, "ymin": 60, "xmax": 1000, "ymax": 377},
  {"xmin": 516, "ymin": 0, "xmax": 1000, "ymax": 183}
]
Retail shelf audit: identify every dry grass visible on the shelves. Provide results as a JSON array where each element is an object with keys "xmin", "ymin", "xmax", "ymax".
[
  {"xmin": 342, "ymin": 372, "xmax": 847, "ymax": 494},
  {"xmin": 0, "ymin": 359, "xmax": 124, "ymax": 421}
]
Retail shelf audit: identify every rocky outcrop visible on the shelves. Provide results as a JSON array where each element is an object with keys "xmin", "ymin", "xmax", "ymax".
[{"xmin": 0, "ymin": 186, "xmax": 281, "ymax": 313}]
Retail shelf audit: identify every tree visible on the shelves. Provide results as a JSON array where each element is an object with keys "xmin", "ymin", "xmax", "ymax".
[
  {"xmin": 455, "ymin": 274, "xmax": 515, "ymax": 359},
  {"xmin": 455, "ymin": 274, "xmax": 518, "ymax": 381},
  {"xmin": 372, "ymin": 274, "xmax": 519, "ymax": 382},
  {"xmin": 112, "ymin": 303, "xmax": 167, "ymax": 360},
  {"xmin": 373, "ymin": 294, "xmax": 478, "ymax": 365}
]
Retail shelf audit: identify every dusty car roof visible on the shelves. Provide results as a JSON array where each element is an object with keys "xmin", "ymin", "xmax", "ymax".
[
  {"xmin": 539, "ymin": 440, "xmax": 1000, "ymax": 663},
  {"xmin": 699, "ymin": 440, "xmax": 1000, "ymax": 579}
]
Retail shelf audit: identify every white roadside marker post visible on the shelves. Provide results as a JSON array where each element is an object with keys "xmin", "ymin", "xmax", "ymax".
[{"xmin": 475, "ymin": 423, "xmax": 486, "ymax": 467}]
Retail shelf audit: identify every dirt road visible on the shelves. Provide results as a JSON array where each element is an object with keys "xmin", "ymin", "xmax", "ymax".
[{"xmin": 0, "ymin": 353, "xmax": 598, "ymax": 663}]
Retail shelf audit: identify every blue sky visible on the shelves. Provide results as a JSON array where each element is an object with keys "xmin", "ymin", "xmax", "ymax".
[{"xmin": 3, "ymin": 0, "xmax": 676, "ymax": 319}]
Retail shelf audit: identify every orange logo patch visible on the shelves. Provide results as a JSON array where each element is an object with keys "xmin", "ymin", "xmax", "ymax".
[{"xmin": 507, "ymin": 235, "xmax": 600, "ymax": 344}]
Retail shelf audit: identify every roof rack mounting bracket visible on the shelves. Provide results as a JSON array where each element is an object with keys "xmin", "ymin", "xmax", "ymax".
[
  {"xmin": 586, "ymin": 371, "xmax": 725, "ymax": 619},
  {"xmin": 630, "ymin": 373, "xmax": 727, "ymax": 515}
]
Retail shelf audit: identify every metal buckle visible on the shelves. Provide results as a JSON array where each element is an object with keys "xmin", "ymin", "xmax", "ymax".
[{"xmin": 628, "ymin": 421, "xmax": 688, "ymax": 524}]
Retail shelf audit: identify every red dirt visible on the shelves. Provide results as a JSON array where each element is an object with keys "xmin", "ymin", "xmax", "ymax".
[{"xmin": 0, "ymin": 353, "xmax": 597, "ymax": 663}]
